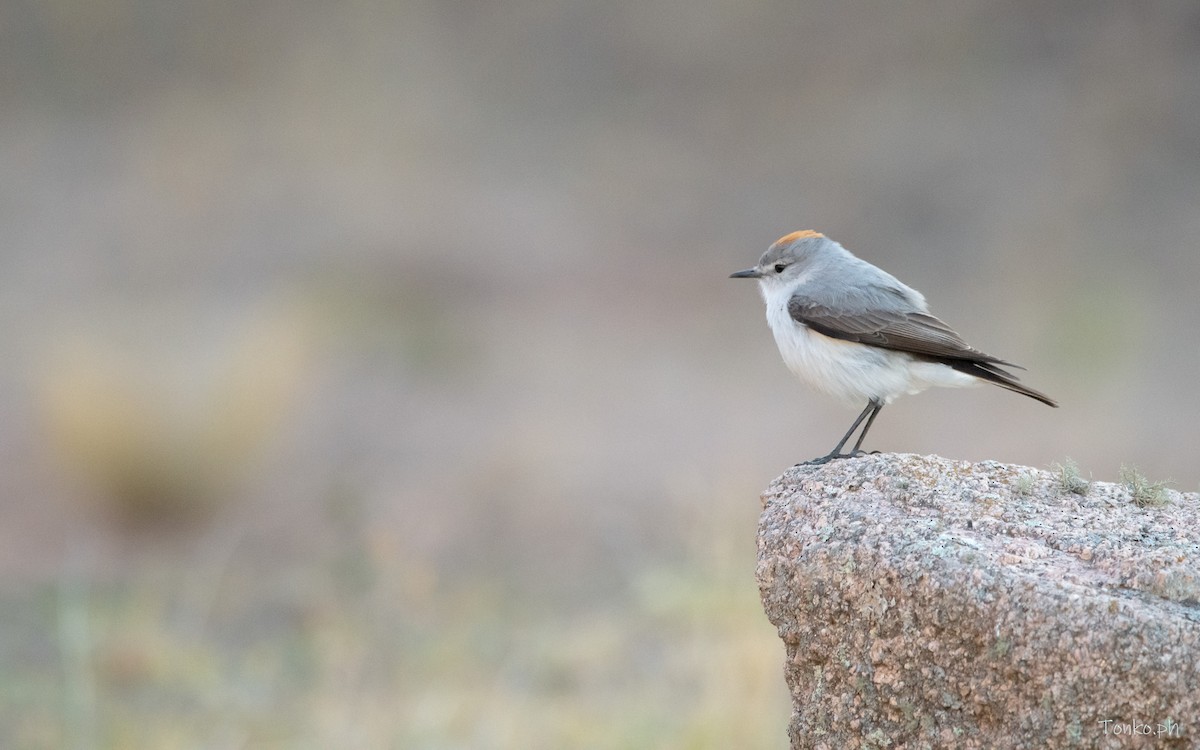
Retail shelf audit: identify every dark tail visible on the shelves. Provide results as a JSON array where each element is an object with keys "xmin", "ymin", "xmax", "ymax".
[{"xmin": 946, "ymin": 360, "xmax": 1058, "ymax": 408}]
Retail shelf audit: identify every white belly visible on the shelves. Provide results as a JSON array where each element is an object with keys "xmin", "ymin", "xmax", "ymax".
[{"xmin": 764, "ymin": 298, "xmax": 978, "ymax": 406}]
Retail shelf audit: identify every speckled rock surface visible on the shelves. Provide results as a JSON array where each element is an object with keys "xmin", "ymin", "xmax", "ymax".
[{"xmin": 756, "ymin": 453, "xmax": 1200, "ymax": 750}]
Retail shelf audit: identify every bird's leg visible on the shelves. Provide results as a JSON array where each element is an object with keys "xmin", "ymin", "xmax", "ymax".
[
  {"xmin": 801, "ymin": 399, "xmax": 883, "ymax": 465},
  {"xmin": 849, "ymin": 401, "xmax": 883, "ymax": 454}
]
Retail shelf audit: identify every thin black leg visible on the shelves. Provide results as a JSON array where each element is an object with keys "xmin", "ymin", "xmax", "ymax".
[
  {"xmin": 850, "ymin": 402, "xmax": 883, "ymax": 454},
  {"xmin": 802, "ymin": 399, "xmax": 883, "ymax": 465}
]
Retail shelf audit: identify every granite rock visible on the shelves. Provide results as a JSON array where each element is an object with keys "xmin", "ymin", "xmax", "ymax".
[{"xmin": 756, "ymin": 453, "xmax": 1200, "ymax": 750}]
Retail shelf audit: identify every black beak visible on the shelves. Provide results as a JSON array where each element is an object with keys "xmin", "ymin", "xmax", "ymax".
[{"xmin": 729, "ymin": 268, "xmax": 763, "ymax": 279}]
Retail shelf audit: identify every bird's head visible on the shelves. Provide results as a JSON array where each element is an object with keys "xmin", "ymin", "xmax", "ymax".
[{"xmin": 730, "ymin": 230, "xmax": 830, "ymax": 288}]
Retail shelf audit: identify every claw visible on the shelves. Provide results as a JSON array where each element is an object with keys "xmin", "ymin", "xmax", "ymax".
[{"xmin": 798, "ymin": 452, "xmax": 865, "ymax": 466}]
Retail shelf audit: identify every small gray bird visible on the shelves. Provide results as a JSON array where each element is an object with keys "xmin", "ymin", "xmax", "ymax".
[{"xmin": 731, "ymin": 230, "xmax": 1057, "ymax": 464}]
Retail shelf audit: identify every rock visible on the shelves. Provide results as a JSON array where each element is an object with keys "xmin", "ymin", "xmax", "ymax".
[{"xmin": 755, "ymin": 453, "xmax": 1200, "ymax": 750}]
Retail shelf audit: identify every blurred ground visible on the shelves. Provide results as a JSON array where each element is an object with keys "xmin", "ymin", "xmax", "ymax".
[{"xmin": 2, "ymin": 1, "xmax": 1199, "ymax": 747}]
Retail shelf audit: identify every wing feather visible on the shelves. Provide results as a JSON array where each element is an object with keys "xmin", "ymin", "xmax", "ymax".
[{"xmin": 787, "ymin": 288, "xmax": 1017, "ymax": 367}]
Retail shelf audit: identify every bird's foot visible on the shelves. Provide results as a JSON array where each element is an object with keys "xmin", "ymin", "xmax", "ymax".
[
  {"xmin": 796, "ymin": 451, "xmax": 861, "ymax": 466},
  {"xmin": 795, "ymin": 450, "xmax": 880, "ymax": 467}
]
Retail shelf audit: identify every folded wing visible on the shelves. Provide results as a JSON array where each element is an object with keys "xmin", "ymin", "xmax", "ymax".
[{"xmin": 788, "ymin": 288, "xmax": 1058, "ymax": 407}]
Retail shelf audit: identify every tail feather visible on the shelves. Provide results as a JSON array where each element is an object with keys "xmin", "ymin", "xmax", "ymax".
[{"xmin": 945, "ymin": 359, "xmax": 1058, "ymax": 407}]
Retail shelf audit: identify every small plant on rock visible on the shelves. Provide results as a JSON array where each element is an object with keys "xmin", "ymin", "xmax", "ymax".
[
  {"xmin": 1051, "ymin": 459, "xmax": 1090, "ymax": 496},
  {"xmin": 1119, "ymin": 465, "xmax": 1170, "ymax": 508}
]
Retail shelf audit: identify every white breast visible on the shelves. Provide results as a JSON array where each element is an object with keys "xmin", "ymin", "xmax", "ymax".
[{"xmin": 760, "ymin": 283, "xmax": 978, "ymax": 406}]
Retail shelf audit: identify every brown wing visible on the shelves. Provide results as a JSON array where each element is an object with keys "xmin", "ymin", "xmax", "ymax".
[
  {"xmin": 787, "ymin": 296, "xmax": 1017, "ymax": 367},
  {"xmin": 787, "ymin": 289, "xmax": 1058, "ymax": 407}
]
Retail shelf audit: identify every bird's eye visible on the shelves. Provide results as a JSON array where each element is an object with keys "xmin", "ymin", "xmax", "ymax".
[{"xmin": 773, "ymin": 263, "xmax": 787, "ymax": 273}]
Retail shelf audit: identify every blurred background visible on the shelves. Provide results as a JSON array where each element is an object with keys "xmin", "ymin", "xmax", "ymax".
[{"xmin": 3, "ymin": 1, "xmax": 1199, "ymax": 747}]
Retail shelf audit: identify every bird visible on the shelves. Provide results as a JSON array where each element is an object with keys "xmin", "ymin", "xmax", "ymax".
[{"xmin": 731, "ymin": 230, "xmax": 1057, "ymax": 464}]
